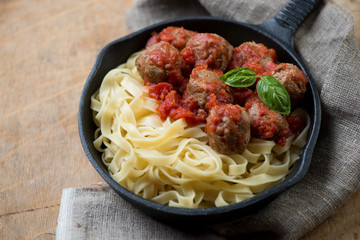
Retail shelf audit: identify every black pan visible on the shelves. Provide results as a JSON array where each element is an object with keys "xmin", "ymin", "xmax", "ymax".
[{"xmin": 79, "ymin": 0, "xmax": 322, "ymax": 227}]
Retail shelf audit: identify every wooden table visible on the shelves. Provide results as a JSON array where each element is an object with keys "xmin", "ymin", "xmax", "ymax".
[{"xmin": 1, "ymin": 0, "xmax": 359, "ymax": 239}]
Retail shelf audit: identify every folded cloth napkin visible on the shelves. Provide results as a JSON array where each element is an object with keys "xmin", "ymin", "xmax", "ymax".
[{"xmin": 57, "ymin": 0, "xmax": 360, "ymax": 239}]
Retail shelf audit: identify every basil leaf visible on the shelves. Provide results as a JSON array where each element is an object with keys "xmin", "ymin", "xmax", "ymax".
[
  {"xmin": 257, "ymin": 75, "xmax": 291, "ymax": 115},
  {"xmin": 220, "ymin": 67, "xmax": 257, "ymax": 87}
]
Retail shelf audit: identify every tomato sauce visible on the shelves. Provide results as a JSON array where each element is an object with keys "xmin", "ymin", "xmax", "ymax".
[
  {"xmin": 145, "ymin": 33, "xmax": 160, "ymax": 48},
  {"xmin": 287, "ymin": 113, "xmax": 306, "ymax": 135},
  {"xmin": 232, "ymin": 87, "xmax": 254, "ymax": 106},
  {"xmin": 148, "ymin": 84, "xmax": 207, "ymax": 125},
  {"xmin": 180, "ymin": 47, "xmax": 195, "ymax": 66},
  {"xmin": 148, "ymin": 82, "xmax": 173, "ymax": 101}
]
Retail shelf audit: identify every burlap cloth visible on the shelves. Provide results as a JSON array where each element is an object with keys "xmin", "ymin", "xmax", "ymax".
[{"xmin": 57, "ymin": 0, "xmax": 360, "ymax": 239}]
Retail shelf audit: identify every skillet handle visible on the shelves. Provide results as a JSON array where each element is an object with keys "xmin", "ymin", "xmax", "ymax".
[{"xmin": 259, "ymin": 0, "xmax": 322, "ymax": 50}]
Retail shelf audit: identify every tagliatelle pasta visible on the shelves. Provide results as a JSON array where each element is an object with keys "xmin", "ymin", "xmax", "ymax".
[{"xmin": 90, "ymin": 52, "xmax": 310, "ymax": 208}]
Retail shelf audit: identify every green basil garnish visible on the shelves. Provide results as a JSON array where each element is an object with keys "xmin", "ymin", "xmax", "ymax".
[
  {"xmin": 221, "ymin": 67, "xmax": 291, "ymax": 115},
  {"xmin": 220, "ymin": 67, "xmax": 257, "ymax": 87},
  {"xmin": 256, "ymin": 75, "xmax": 291, "ymax": 115}
]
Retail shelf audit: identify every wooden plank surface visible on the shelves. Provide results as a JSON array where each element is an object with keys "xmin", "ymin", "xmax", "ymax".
[{"xmin": 0, "ymin": 0, "xmax": 359, "ymax": 239}]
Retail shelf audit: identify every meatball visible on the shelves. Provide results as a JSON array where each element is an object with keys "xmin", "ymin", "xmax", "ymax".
[
  {"xmin": 136, "ymin": 41, "xmax": 186, "ymax": 86},
  {"xmin": 271, "ymin": 63, "xmax": 308, "ymax": 106},
  {"xmin": 245, "ymin": 95, "xmax": 290, "ymax": 146},
  {"xmin": 228, "ymin": 41, "xmax": 277, "ymax": 75},
  {"xmin": 145, "ymin": 32, "xmax": 161, "ymax": 49},
  {"xmin": 180, "ymin": 33, "xmax": 234, "ymax": 71},
  {"xmin": 146, "ymin": 26, "xmax": 197, "ymax": 50},
  {"xmin": 206, "ymin": 104, "xmax": 251, "ymax": 154},
  {"xmin": 182, "ymin": 67, "xmax": 232, "ymax": 111}
]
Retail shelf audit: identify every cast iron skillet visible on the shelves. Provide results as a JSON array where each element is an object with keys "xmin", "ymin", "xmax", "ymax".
[{"xmin": 79, "ymin": 0, "xmax": 322, "ymax": 227}]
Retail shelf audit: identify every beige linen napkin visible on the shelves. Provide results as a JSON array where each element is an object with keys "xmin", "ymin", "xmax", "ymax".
[{"xmin": 57, "ymin": 0, "xmax": 360, "ymax": 239}]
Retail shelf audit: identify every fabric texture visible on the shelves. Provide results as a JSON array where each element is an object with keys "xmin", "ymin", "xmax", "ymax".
[{"xmin": 57, "ymin": 0, "xmax": 360, "ymax": 239}]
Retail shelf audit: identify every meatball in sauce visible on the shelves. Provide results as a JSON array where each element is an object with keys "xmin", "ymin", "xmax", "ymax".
[
  {"xmin": 136, "ymin": 41, "xmax": 187, "ymax": 88},
  {"xmin": 181, "ymin": 33, "xmax": 234, "ymax": 71},
  {"xmin": 206, "ymin": 104, "xmax": 251, "ymax": 154},
  {"xmin": 229, "ymin": 41, "xmax": 277, "ymax": 75},
  {"xmin": 145, "ymin": 26, "xmax": 197, "ymax": 50},
  {"xmin": 142, "ymin": 27, "xmax": 309, "ymax": 154},
  {"xmin": 245, "ymin": 95, "xmax": 290, "ymax": 146},
  {"xmin": 182, "ymin": 67, "xmax": 232, "ymax": 111},
  {"xmin": 271, "ymin": 63, "xmax": 308, "ymax": 106}
]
